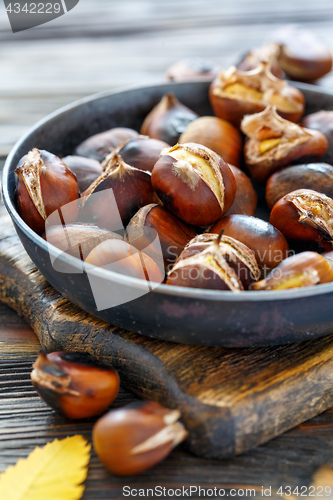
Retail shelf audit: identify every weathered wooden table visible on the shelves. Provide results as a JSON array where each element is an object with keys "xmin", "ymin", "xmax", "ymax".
[{"xmin": 2, "ymin": 1, "xmax": 333, "ymax": 498}]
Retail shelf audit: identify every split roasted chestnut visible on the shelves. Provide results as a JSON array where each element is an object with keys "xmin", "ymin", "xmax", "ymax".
[
  {"xmin": 270, "ymin": 189, "xmax": 333, "ymax": 251},
  {"xmin": 93, "ymin": 401, "xmax": 188, "ymax": 476},
  {"xmin": 251, "ymin": 251, "xmax": 333, "ymax": 290},
  {"xmin": 266, "ymin": 163, "xmax": 333, "ymax": 210},
  {"xmin": 31, "ymin": 350, "xmax": 119, "ymax": 419},
  {"xmin": 75, "ymin": 127, "xmax": 139, "ymax": 162},
  {"xmin": 15, "ymin": 148, "xmax": 80, "ymax": 235},
  {"xmin": 209, "ymin": 62, "xmax": 305, "ymax": 127},
  {"xmin": 165, "ymin": 57, "xmax": 220, "ymax": 82},
  {"xmin": 151, "ymin": 143, "xmax": 236, "ymax": 226},
  {"xmin": 62, "ymin": 155, "xmax": 103, "ymax": 192},
  {"xmin": 301, "ymin": 111, "xmax": 333, "ymax": 166},
  {"xmin": 241, "ymin": 106, "xmax": 328, "ymax": 183},
  {"xmin": 236, "ymin": 42, "xmax": 284, "ymax": 79},
  {"xmin": 225, "ymin": 165, "xmax": 257, "ymax": 217},
  {"xmin": 140, "ymin": 93, "xmax": 198, "ymax": 145},
  {"xmin": 210, "ymin": 214, "xmax": 289, "ymax": 270},
  {"xmin": 179, "ymin": 116, "xmax": 243, "ymax": 168},
  {"xmin": 80, "ymin": 154, "xmax": 155, "ymax": 230},
  {"xmin": 126, "ymin": 204, "xmax": 197, "ymax": 272}
]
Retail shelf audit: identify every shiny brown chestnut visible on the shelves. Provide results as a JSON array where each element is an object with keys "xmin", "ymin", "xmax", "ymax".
[
  {"xmin": 85, "ymin": 239, "xmax": 164, "ymax": 283},
  {"xmin": 301, "ymin": 111, "xmax": 333, "ymax": 166},
  {"xmin": 209, "ymin": 62, "xmax": 305, "ymax": 128},
  {"xmin": 272, "ymin": 25, "xmax": 333, "ymax": 82},
  {"xmin": 140, "ymin": 93, "xmax": 198, "ymax": 145},
  {"xmin": 225, "ymin": 165, "xmax": 257, "ymax": 217},
  {"xmin": 62, "ymin": 155, "xmax": 103, "ymax": 192},
  {"xmin": 251, "ymin": 251, "xmax": 333, "ymax": 291},
  {"xmin": 80, "ymin": 154, "xmax": 155, "ymax": 230},
  {"xmin": 165, "ymin": 57, "xmax": 220, "ymax": 82},
  {"xmin": 241, "ymin": 106, "xmax": 328, "ymax": 183},
  {"xmin": 266, "ymin": 163, "xmax": 333, "ymax": 210},
  {"xmin": 270, "ymin": 189, "xmax": 333, "ymax": 251},
  {"xmin": 179, "ymin": 116, "xmax": 243, "ymax": 168},
  {"xmin": 75, "ymin": 127, "xmax": 139, "ymax": 162},
  {"xmin": 15, "ymin": 148, "xmax": 80, "ymax": 235},
  {"xmin": 126, "ymin": 204, "xmax": 197, "ymax": 272},
  {"xmin": 93, "ymin": 401, "xmax": 188, "ymax": 476},
  {"xmin": 210, "ymin": 214, "xmax": 289, "ymax": 270},
  {"xmin": 31, "ymin": 351, "xmax": 119, "ymax": 419},
  {"xmin": 107, "ymin": 136, "xmax": 170, "ymax": 173},
  {"xmin": 166, "ymin": 231, "xmax": 258, "ymax": 291},
  {"xmin": 151, "ymin": 143, "xmax": 236, "ymax": 226}
]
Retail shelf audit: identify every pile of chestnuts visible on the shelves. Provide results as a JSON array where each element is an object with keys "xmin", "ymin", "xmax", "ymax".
[
  {"xmin": 31, "ymin": 350, "xmax": 188, "ymax": 476},
  {"xmin": 14, "ymin": 26, "xmax": 333, "ymax": 294}
]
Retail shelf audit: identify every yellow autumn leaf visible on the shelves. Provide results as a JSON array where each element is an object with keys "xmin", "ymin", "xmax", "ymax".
[{"xmin": 0, "ymin": 435, "xmax": 91, "ymax": 500}]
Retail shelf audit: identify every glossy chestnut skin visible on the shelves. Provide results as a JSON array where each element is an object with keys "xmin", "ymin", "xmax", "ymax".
[
  {"xmin": 266, "ymin": 163, "xmax": 333, "ymax": 210},
  {"xmin": 115, "ymin": 136, "xmax": 170, "ymax": 173},
  {"xmin": 165, "ymin": 57, "xmax": 220, "ymax": 82},
  {"xmin": 62, "ymin": 155, "xmax": 103, "ymax": 193},
  {"xmin": 81, "ymin": 155, "xmax": 156, "ymax": 230},
  {"xmin": 210, "ymin": 214, "xmax": 289, "ymax": 269},
  {"xmin": 301, "ymin": 111, "xmax": 333, "ymax": 166},
  {"xmin": 15, "ymin": 148, "xmax": 80, "ymax": 235},
  {"xmin": 270, "ymin": 189, "xmax": 333, "ymax": 251},
  {"xmin": 93, "ymin": 401, "xmax": 188, "ymax": 476},
  {"xmin": 272, "ymin": 25, "xmax": 333, "ymax": 82},
  {"xmin": 225, "ymin": 165, "xmax": 257, "ymax": 216},
  {"xmin": 179, "ymin": 116, "xmax": 243, "ymax": 168},
  {"xmin": 127, "ymin": 204, "xmax": 197, "ymax": 272},
  {"xmin": 251, "ymin": 251, "xmax": 333, "ymax": 291},
  {"xmin": 75, "ymin": 127, "xmax": 139, "ymax": 162},
  {"xmin": 85, "ymin": 239, "xmax": 164, "ymax": 283},
  {"xmin": 151, "ymin": 143, "xmax": 236, "ymax": 227},
  {"xmin": 31, "ymin": 351, "xmax": 119, "ymax": 419},
  {"xmin": 140, "ymin": 93, "xmax": 198, "ymax": 145}
]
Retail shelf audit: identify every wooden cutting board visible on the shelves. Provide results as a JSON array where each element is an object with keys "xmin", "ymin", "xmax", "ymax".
[{"xmin": 2, "ymin": 206, "xmax": 333, "ymax": 460}]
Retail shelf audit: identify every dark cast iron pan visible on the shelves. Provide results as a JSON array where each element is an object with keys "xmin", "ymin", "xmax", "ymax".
[{"xmin": 3, "ymin": 80, "xmax": 333, "ymax": 347}]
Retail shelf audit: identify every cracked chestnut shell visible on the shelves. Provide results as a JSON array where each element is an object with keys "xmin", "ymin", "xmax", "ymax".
[
  {"xmin": 62, "ymin": 155, "xmax": 103, "ymax": 193},
  {"xmin": 140, "ymin": 93, "xmax": 198, "ymax": 145},
  {"xmin": 15, "ymin": 148, "xmax": 80, "ymax": 235},
  {"xmin": 209, "ymin": 62, "xmax": 304, "ymax": 127},
  {"xmin": 31, "ymin": 351, "xmax": 119, "ymax": 419},
  {"xmin": 151, "ymin": 143, "xmax": 236, "ymax": 226},
  {"xmin": 270, "ymin": 189, "xmax": 333, "ymax": 251},
  {"xmin": 236, "ymin": 42, "xmax": 284, "ymax": 79},
  {"xmin": 210, "ymin": 214, "xmax": 289, "ymax": 270},
  {"xmin": 241, "ymin": 106, "xmax": 328, "ymax": 183},
  {"xmin": 75, "ymin": 127, "xmax": 139, "ymax": 162},
  {"xmin": 179, "ymin": 116, "xmax": 243, "ymax": 168},
  {"xmin": 301, "ymin": 111, "xmax": 333, "ymax": 166},
  {"xmin": 126, "ymin": 204, "xmax": 197, "ymax": 272},
  {"xmin": 251, "ymin": 251, "xmax": 333, "ymax": 291}
]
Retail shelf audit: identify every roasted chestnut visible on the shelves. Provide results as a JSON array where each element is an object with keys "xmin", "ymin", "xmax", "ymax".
[
  {"xmin": 165, "ymin": 57, "xmax": 220, "ymax": 82},
  {"xmin": 126, "ymin": 204, "xmax": 197, "ymax": 272},
  {"xmin": 209, "ymin": 62, "xmax": 305, "ymax": 128},
  {"xmin": 151, "ymin": 143, "xmax": 236, "ymax": 226},
  {"xmin": 301, "ymin": 111, "xmax": 333, "ymax": 166},
  {"xmin": 31, "ymin": 351, "xmax": 119, "ymax": 419},
  {"xmin": 270, "ymin": 189, "xmax": 333, "ymax": 251},
  {"xmin": 251, "ymin": 251, "xmax": 333, "ymax": 290},
  {"xmin": 80, "ymin": 154, "xmax": 155, "ymax": 230},
  {"xmin": 93, "ymin": 401, "xmax": 188, "ymax": 476},
  {"xmin": 75, "ymin": 127, "xmax": 139, "ymax": 162},
  {"xmin": 140, "ymin": 93, "xmax": 198, "ymax": 145},
  {"xmin": 266, "ymin": 163, "xmax": 333, "ymax": 210},
  {"xmin": 15, "ymin": 148, "xmax": 80, "ymax": 235},
  {"xmin": 272, "ymin": 25, "xmax": 333, "ymax": 82},
  {"xmin": 236, "ymin": 42, "xmax": 284, "ymax": 79},
  {"xmin": 225, "ymin": 165, "xmax": 257, "ymax": 216},
  {"xmin": 210, "ymin": 214, "xmax": 289, "ymax": 270},
  {"xmin": 62, "ymin": 155, "xmax": 103, "ymax": 192},
  {"xmin": 241, "ymin": 106, "xmax": 328, "ymax": 183},
  {"xmin": 179, "ymin": 116, "xmax": 243, "ymax": 168},
  {"xmin": 167, "ymin": 231, "xmax": 258, "ymax": 290}
]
